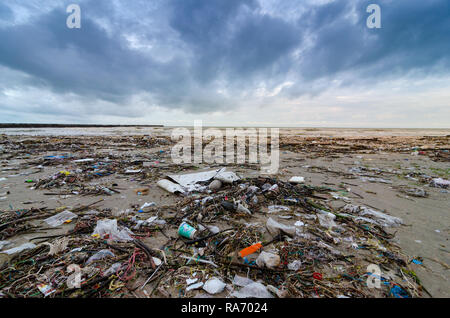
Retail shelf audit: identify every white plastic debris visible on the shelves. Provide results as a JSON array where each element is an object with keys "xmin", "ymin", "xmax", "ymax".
[
  {"xmin": 44, "ymin": 211, "xmax": 78, "ymax": 227},
  {"xmin": 206, "ymin": 225, "xmax": 220, "ymax": 234},
  {"xmin": 266, "ymin": 217, "xmax": 296, "ymax": 236},
  {"xmin": 157, "ymin": 179, "xmax": 185, "ymax": 194},
  {"xmin": 143, "ymin": 216, "xmax": 166, "ymax": 226},
  {"xmin": 92, "ymin": 219, "xmax": 134, "ymax": 242},
  {"xmin": 86, "ymin": 249, "xmax": 115, "ymax": 265},
  {"xmin": 267, "ymin": 285, "xmax": 288, "ymax": 298},
  {"xmin": 317, "ymin": 213, "xmax": 337, "ymax": 229},
  {"xmin": 45, "ymin": 237, "xmax": 70, "ymax": 255},
  {"xmin": 287, "ymin": 260, "xmax": 302, "ymax": 271},
  {"xmin": 256, "ymin": 251, "xmax": 281, "ymax": 269},
  {"xmin": 1, "ymin": 242, "xmax": 37, "ymax": 255},
  {"xmin": 103, "ymin": 262, "xmax": 122, "ymax": 276},
  {"xmin": 160, "ymin": 168, "xmax": 237, "ymax": 193},
  {"xmin": 140, "ymin": 202, "xmax": 156, "ymax": 209},
  {"xmin": 125, "ymin": 169, "xmax": 142, "ymax": 174},
  {"xmin": 360, "ymin": 177, "xmax": 392, "ymax": 184},
  {"xmin": 232, "ymin": 275, "xmax": 255, "ymax": 287},
  {"xmin": 289, "ymin": 176, "xmax": 305, "ymax": 184},
  {"xmin": 73, "ymin": 158, "xmax": 95, "ymax": 163},
  {"xmin": 343, "ymin": 204, "xmax": 403, "ymax": 227},
  {"xmin": 208, "ymin": 180, "xmax": 222, "ymax": 191},
  {"xmin": 231, "ymin": 282, "xmax": 273, "ymax": 298},
  {"xmin": 202, "ymin": 277, "xmax": 226, "ymax": 294},
  {"xmin": 180, "ymin": 256, "xmax": 218, "ymax": 267},
  {"xmin": 214, "ymin": 170, "xmax": 240, "ymax": 184},
  {"xmin": 186, "ymin": 278, "xmax": 198, "ymax": 285},
  {"xmin": 430, "ymin": 178, "xmax": 450, "ymax": 188},
  {"xmin": 237, "ymin": 203, "xmax": 252, "ymax": 215},
  {"xmin": 186, "ymin": 282, "xmax": 204, "ymax": 292},
  {"xmin": 268, "ymin": 205, "xmax": 290, "ymax": 213}
]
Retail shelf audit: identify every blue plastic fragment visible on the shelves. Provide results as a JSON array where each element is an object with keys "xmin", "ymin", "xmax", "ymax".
[{"xmin": 390, "ymin": 285, "xmax": 409, "ymax": 298}]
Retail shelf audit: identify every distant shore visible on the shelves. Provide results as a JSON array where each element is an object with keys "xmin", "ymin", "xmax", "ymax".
[{"xmin": 0, "ymin": 123, "xmax": 164, "ymax": 128}]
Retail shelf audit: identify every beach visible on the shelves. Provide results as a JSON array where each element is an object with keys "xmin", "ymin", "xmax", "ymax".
[{"xmin": 0, "ymin": 127, "xmax": 448, "ymax": 298}]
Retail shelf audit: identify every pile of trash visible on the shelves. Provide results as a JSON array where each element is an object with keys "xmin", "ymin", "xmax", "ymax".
[
  {"xmin": 0, "ymin": 169, "xmax": 426, "ymax": 298},
  {"xmin": 2, "ymin": 132, "xmax": 445, "ymax": 298}
]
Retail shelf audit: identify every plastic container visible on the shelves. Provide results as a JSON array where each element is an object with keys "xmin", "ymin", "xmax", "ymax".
[{"xmin": 178, "ymin": 222, "xmax": 197, "ymax": 239}]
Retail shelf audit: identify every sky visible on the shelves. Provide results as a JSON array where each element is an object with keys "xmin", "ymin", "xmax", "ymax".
[{"xmin": 0, "ymin": 0, "xmax": 449, "ymax": 128}]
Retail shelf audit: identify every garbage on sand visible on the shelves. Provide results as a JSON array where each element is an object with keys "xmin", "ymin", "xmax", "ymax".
[{"xmin": 0, "ymin": 131, "xmax": 438, "ymax": 299}]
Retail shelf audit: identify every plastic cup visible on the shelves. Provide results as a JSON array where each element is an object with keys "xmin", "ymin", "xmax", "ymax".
[{"xmin": 178, "ymin": 222, "xmax": 197, "ymax": 239}]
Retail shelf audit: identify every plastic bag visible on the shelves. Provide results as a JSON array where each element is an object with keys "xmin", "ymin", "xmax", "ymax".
[
  {"xmin": 232, "ymin": 275, "xmax": 255, "ymax": 287},
  {"xmin": 103, "ymin": 262, "xmax": 122, "ymax": 276},
  {"xmin": 45, "ymin": 237, "xmax": 70, "ymax": 255},
  {"xmin": 256, "ymin": 251, "xmax": 280, "ymax": 269},
  {"xmin": 266, "ymin": 217, "xmax": 296, "ymax": 236},
  {"xmin": 92, "ymin": 219, "xmax": 134, "ymax": 242},
  {"xmin": 430, "ymin": 178, "xmax": 450, "ymax": 189},
  {"xmin": 287, "ymin": 260, "xmax": 302, "ymax": 271},
  {"xmin": 343, "ymin": 204, "xmax": 403, "ymax": 227},
  {"xmin": 202, "ymin": 278, "xmax": 226, "ymax": 294},
  {"xmin": 231, "ymin": 282, "xmax": 273, "ymax": 298},
  {"xmin": 44, "ymin": 211, "xmax": 78, "ymax": 227},
  {"xmin": 1, "ymin": 242, "xmax": 36, "ymax": 255},
  {"xmin": 317, "ymin": 213, "xmax": 337, "ymax": 229},
  {"xmin": 86, "ymin": 249, "xmax": 115, "ymax": 265},
  {"xmin": 214, "ymin": 170, "xmax": 240, "ymax": 184}
]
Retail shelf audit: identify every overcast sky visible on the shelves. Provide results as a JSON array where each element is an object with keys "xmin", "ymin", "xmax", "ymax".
[{"xmin": 0, "ymin": 0, "xmax": 449, "ymax": 127}]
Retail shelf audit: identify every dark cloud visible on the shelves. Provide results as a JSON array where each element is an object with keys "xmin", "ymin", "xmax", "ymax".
[
  {"xmin": 0, "ymin": 0, "xmax": 449, "ymax": 121},
  {"xmin": 0, "ymin": 2, "xmax": 13, "ymax": 21},
  {"xmin": 296, "ymin": 0, "xmax": 450, "ymax": 81}
]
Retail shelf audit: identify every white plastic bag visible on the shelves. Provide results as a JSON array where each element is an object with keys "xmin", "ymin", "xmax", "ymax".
[
  {"xmin": 1, "ymin": 242, "xmax": 36, "ymax": 255},
  {"xmin": 92, "ymin": 219, "xmax": 134, "ymax": 242},
  {"xmin": 256, "ymin": 251, "xmax": 280, "ymax": 269},
  {"xmin": 86, "ymin": 249, "xmax": 115, "ymax": 265},
  {"xmin": 287, "ymin": 260, "xmax": 302, "ymax": 271},
  {"xmin": 203, "ymin": 277, "xmax": 226, "ymax": 294},
  {"xmin": 232, "ymin": 275, "xmax": 255, "ymax": 287},
  {"xmin": 231, "ymin": 282, "xmax": 273, "ymax": 298},
  {"xmin": 266, "ymin": 217, "xmax": 296, "ymax": 236},
  {"xmin": 44, "ymin": 211, "xmax": 78, "ymax": 227},
  {"xmin": 317, "ymin": 213, "xmax": 337, "ymax": 229}
]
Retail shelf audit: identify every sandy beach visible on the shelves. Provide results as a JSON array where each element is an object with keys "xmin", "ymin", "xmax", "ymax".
[{"xmin": 0, "ymin": 127, "xmax": 448, "ymax": 298}]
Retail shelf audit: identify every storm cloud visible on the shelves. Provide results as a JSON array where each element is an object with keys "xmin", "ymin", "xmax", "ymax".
[{"xmin": 0, "ymin": 0, "xmax": 449, "ymax": 127}]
